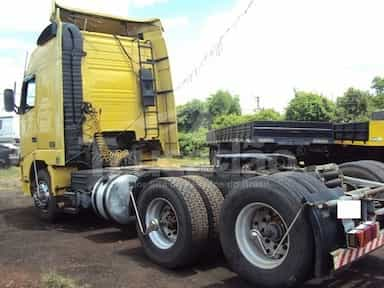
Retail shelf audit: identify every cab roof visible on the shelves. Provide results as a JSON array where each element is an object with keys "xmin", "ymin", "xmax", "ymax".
[
  {"xmin": 52, "ymin": 1, "xmax": 163, "ymax": 36},
  {"xmin": 53, "ymin": 1, "xmax": 161, "ymax": 24}
]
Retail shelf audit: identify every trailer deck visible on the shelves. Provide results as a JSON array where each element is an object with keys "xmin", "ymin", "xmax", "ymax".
[{"xmin": 207, "ymin": 120, "xmax": 384, "ymax": 165}]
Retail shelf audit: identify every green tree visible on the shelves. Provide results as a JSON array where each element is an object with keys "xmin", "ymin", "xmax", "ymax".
[
  {"xmin": 212, "ymin": 114, "xmax": 247, "ymax": 129},
  {"xmin": 212, "ymin": 109, "xmax": 282, "ymax": 129},
  {"xmin": 371, "ymin": 76, "xmax": 384, "ymax": 110},
  {"xmin": 372, "ymin": 76, "xmax": 384, "ymax": 95},
  {"xmin": 250, "ymin": 108, "xmax": 282, "ymax": 121},
  {"xmin": 285, "ymin": 91, "xmax": 335, "ymax": 121},
  {"xmin": 335, "ymin": 88, "xmax": 370, "ymax": 122},
  {"xmin": 178, "ymin": 128, "xmax": 209, "ymax": 157},
  {"xmin": 207, "ymin": 90, "xmax": 241, "ymax": 120},
  {"xmin": 177, "ymin": 99, "xmax": 208, "ymax": 132}
]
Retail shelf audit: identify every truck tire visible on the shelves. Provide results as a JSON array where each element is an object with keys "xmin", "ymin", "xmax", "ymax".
[
  {"xmin": 137, "ymin": 177, "xmax": 209, "ymax": 268},
  {"xmin": 219, "ymin": 176, "xmax": 314, "ymax": 288},
  {"xmin": 340, "ymin": 160, "xmax": 384, "ymax": 184},
  {"xmin": 361, "ymin": 160, "xmax": 384, "ymax": 171},
  {"xmin": 32, "ymin": 169, "xmax": 60, "ymax": 222},
  {"xmin": 353, "ymin": 160, "xmax": 384, "ymax": 180},
  {"xmin": 182, "ymin": 175, "xmax": 224, "ymax": 242},
  {"xmin": 274, "ymin": 172, "xmax": 320, "ymax": 194},
  {"xmin": 273, "ymin": 171, "xmax": 344, "ymax": 200},
  {"xmin": 273, "ymin": 149, "xmax": 295, "ymax": 158}
]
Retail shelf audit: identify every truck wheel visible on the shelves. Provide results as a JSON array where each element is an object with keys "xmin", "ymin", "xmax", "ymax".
[
  {"xmin": 182, "ymin": 175, "xmax": 224, "ymax": 242},
  {"xmin": 31, "ymin": 169, "xmax": 59, "ymax": 222},
  {"xmin": 137, "ymin": 177, "xmax": 209, "ymax": 268},
  {"xmin": 340, "ymin": 160, "xmax": 384, "ymax": 189},
  {"xmin": 219, "ymin": 177, "xmax": 314, "ymax": 288}
]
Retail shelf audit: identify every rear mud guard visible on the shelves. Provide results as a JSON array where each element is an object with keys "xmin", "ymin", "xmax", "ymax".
[{"xmin": 307, "ymin": 205, "xmax": 343, "ymax": 277}]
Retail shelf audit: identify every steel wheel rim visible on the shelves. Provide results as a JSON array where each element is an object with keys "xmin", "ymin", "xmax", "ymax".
[
  {"xmin": 146, "ymin": 198, "xmax": 178, "ymax": 249},
  {"xmin": 235, "ymin": 202, "xmax": 290, "ymax": 270},
  {"xmin": 33, "ymin": 180, "xmax": 50, "ymax": 210}
]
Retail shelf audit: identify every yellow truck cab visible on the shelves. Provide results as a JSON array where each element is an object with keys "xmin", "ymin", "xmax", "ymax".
[{"xmin": 3, "ymin": 2, "xmax": 179, "ymax": 219}]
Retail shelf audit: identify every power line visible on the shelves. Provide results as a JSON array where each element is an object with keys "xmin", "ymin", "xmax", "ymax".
[{"xmin": 175, "ymin": 0, "xmax": 256, "ymax": 91}]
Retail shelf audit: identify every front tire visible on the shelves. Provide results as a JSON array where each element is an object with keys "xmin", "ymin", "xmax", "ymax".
[{"xmin": 31, "ymin": 169, "xmax": 60, "ymax": 222}]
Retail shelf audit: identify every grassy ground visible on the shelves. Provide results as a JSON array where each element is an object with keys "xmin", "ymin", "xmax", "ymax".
[
  {"xmin": 41, "ymin": 273, "xmax": 90, "ymax": 288},
  {"xmin": 0, "ymin": 166, "xmax": 19, "ymax": 178},
  {"xmin": 0, "ymin": 166, "xmax": 20, "ymax": 192}
]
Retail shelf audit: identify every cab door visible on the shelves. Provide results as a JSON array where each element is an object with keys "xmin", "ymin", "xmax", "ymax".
[{"xmin": 19, "ymin": 76, "xmax": 38, "ymax": 158}]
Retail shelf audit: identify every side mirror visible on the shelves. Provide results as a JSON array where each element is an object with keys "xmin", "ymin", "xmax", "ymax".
[{"xmin": 3, "ymin": 89, "xmax": 15, "ymax": 112}]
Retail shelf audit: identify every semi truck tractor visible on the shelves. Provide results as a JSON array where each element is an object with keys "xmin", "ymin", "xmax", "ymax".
[{"xmin": 3, "ymin": 2, "xmax": 384, "ymax": 287}]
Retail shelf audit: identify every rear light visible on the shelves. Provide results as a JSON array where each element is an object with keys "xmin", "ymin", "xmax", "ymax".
[{"xmin": 347, "ymin": 222, "xmax": 379, "ymax": 248}]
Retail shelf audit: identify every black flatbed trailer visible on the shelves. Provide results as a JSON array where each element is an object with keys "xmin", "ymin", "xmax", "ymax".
[
  {"xmin": 207, "ymin": 120, "xmax": 384, "ymax": 165},
  {"xmin": 207, "ymin": 121, "xmax": 334, "ymax": 145}
]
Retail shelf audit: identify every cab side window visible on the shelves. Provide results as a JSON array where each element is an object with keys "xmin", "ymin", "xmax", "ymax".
[{"xmin": 21, "ymin": 77, "xmax": 36, "ymax": 112}]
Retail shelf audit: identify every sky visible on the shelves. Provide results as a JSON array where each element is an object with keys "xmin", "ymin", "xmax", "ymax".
[{"xmin": 1, "ymin": 0, "xmax": 384, "ymax": 113}]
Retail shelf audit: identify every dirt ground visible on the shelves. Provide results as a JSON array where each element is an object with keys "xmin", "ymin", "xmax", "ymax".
[{"xmin": 1, "ymin": 187, "xmax": 384, "ymax": 288}]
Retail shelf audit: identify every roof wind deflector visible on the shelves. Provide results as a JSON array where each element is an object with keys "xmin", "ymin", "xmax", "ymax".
[{"xmin": 37, "ymin": 23, "xmax": 58, "ymax": 46}]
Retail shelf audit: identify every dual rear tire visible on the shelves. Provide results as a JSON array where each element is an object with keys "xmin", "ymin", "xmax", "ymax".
[
  {"xmin": 136, "ymin": 176, "xmax": 224, "ymax": 268},
  {"xmin": 137, "ymin": 171, "xmax": 346, "ymax": 287}
]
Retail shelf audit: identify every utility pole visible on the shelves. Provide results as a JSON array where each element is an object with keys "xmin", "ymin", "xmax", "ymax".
[{"xmin": 255, "ymin": 96, "xmax": 261, "ymax": 112}]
